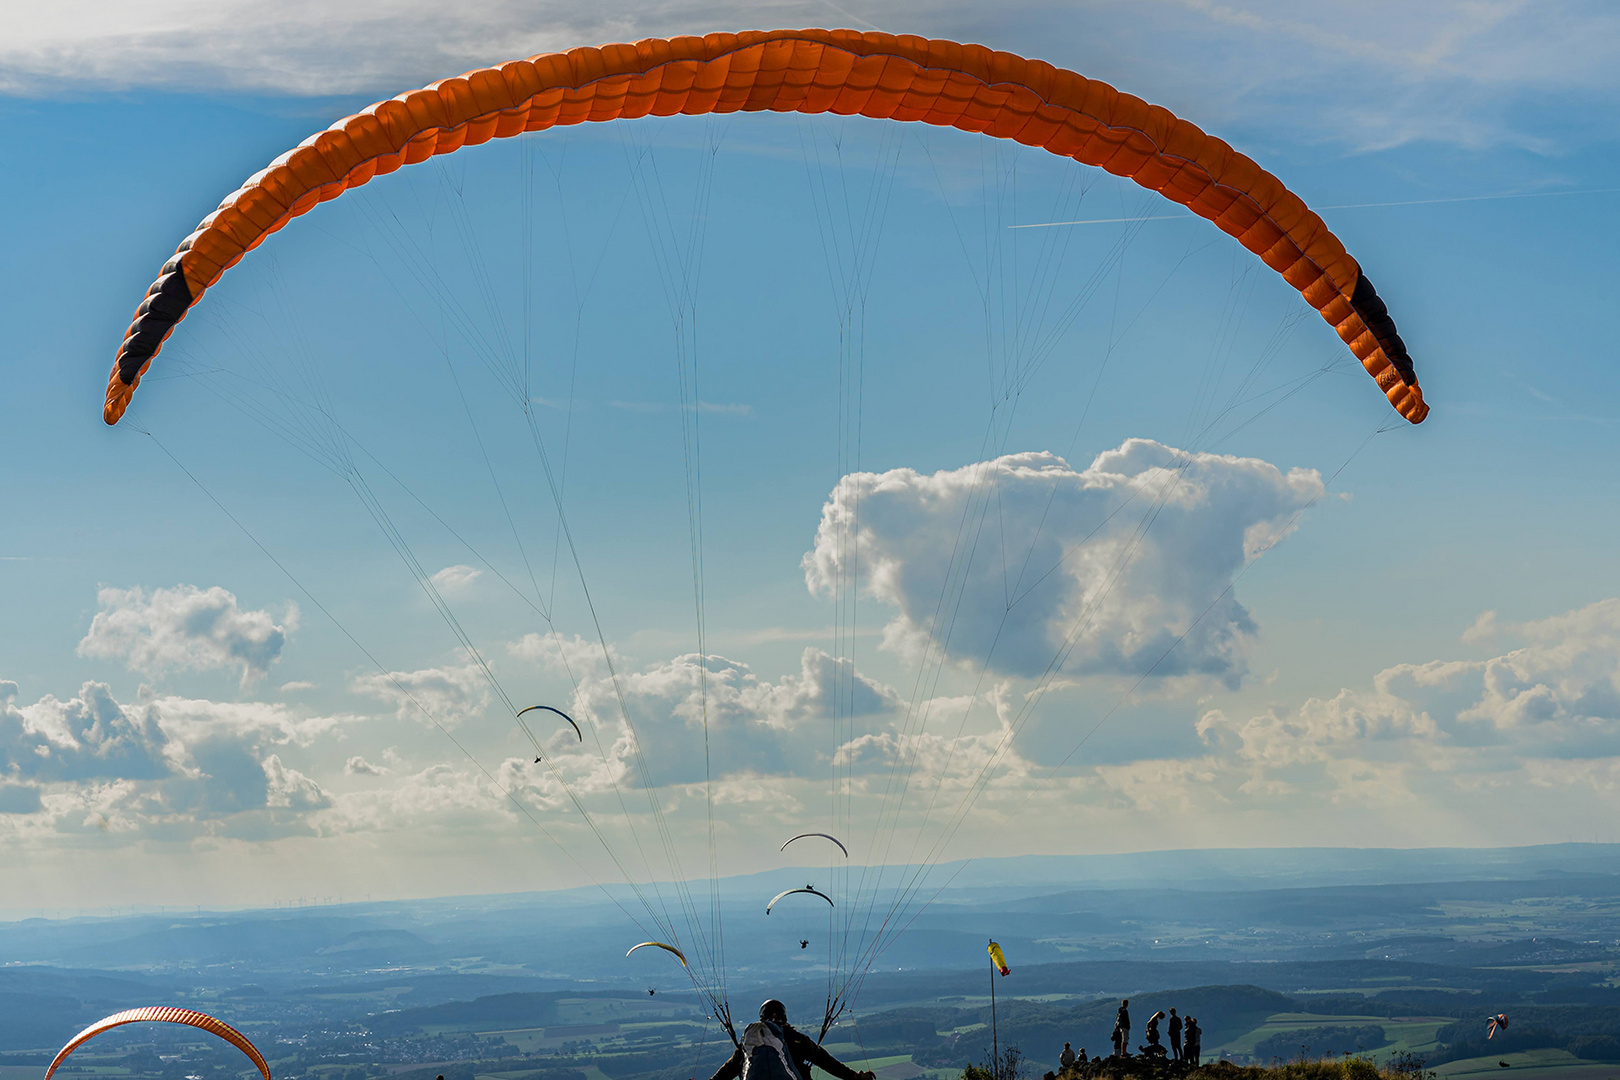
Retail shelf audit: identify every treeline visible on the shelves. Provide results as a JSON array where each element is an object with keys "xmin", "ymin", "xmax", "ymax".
[{"xmin": 1250, "ymin": 1027, "xmax": 1388, "ymax": 1062}]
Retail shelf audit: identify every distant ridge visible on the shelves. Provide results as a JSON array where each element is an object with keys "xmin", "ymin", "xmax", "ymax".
[{"xmin": 6, "ymin": 842, "xmax": 1619, "ymax": 921}]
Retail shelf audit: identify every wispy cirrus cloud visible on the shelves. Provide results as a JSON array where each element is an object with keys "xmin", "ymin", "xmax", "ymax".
[
  {"xmin": 3, "ymin": 0, "xmax": 1613, "ymax": 152},
  {"xmin": 605, "ymin": 400, "xmax": 752, "ymax": 416},
  {"xmin": 429, "ymin": 564, "xmax": 482, "ymax": 592}
]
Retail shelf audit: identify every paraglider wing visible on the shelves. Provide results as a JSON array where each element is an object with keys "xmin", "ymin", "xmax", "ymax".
[
  {"xmin": 1488, "ymin": 1015, "xmax": 1509, "ymax": 1039},
  {"xmin": 517, "ymin": 704, "xmax": 583, "ymax": 742},
  {"xmin": 780, "ymin": 832, "xmax": 849, "ymax": 858},
  {"xmin": 46, "ymin": 1007, "xmax": 270, "ymax": 1080},
  {"xmin": 988, "ymin": 940, "xmax": 1011, "ymax": 976},
  {"xmin": 767, "ymin": 887, "xmax": 836, "ymax": 914},
  {"xmin": 626, "ymin": 941, "xmax": 688, "ymax": 967},
  {"xmin": 103, "ymin": 31, "xmax": 1427, "ymax": 428}
]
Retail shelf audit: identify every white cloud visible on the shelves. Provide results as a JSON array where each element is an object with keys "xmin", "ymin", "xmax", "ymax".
[
  {"xmin": 78, "ymin": 585, "xmax": 295, "ymax": 686},
  {"xmin": 324, "ymin": 762, "xmax": 507, "ymax": 833},
  {"xmin": 430, "ymin": 564, "xmax": 482, "ymax": 592},
  {"xmin": 835, "ymin": 708, "xmax": 1027, "ymax": 797},
  {"xmin": 11, "ymin": 593, "xmax": 1620, "ymax": 865},
  {"xmin": 351, "ymin": 662, "xmax": 491, "ymax": 726},
  {"xmin": 508, "ymin": 632, "xmax": 618, "ymax": 677},
  {"xmin": 2, "ymin": 1, "xmax": 1615, "ymax": 150},
  {"xmin": 1152, "ymin": 597, "xmax": 1620, "ymax": 822},
  {"xmin": 535, "ymin": 646, "xmax": 903, "ymax": 793},
  {"xmin": 0, "ymin": 679, "xmax": 342, "ymax": 840},
  {"xmin": 1154, "ymin": 0, "xmax": 1620, "ymax": 149},
  {"xmin": 263, "ymin": 754, "xmax": 331, "ymax": 811},
  {"xmin": 280, "ymin": 680, "xmax": 316, "ymax": 693},
  {"xmin": 804, "ymin": 441, "xmax": 1322, "ymax": 689},
  {"xmin": 1, "ymin": 679, "xmax": 172, "ymax": 782},
  {"xmin": 150, "ymin": 692, "xmax": 342, "ymax": 747}
]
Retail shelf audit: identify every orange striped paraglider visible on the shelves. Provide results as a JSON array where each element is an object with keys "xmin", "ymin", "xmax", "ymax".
[
  {"xmin": 101, "ymin": 29, "xmax": 1427, "ymax": 428},
  {"xmin": 45, "ymin": 1007, "xmax": 270, "ymax": 1080}
]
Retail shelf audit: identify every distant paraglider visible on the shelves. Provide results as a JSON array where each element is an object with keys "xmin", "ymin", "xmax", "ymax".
[
  {"xmin": 1488, "ymin": 1015, "xmax": 1510, "ymax": 1039},
  {"xmin": 767, "ymin": 885, "xmax": 834, "ymax": 914},
  {"xmin": 780, "ymin": 833, "xmax": 849, "ymax": 858},
  {"xmin": 626, "ymin": 941, "xmax": 688, "ymax": 967},
  {"xmin": 628, "ymin": 941, "xmax": 687, "ymax": 999},
  {"xmin": 46, "ymin": 1007, "xmax": 271, "ymax": 1080},
  {"xmin": 518, "ymin": 705, "xmax": 583, "ymax": 742}
]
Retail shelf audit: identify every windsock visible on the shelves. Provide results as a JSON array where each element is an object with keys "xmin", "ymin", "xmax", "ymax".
[{"xmin": 988, "ymin": 940, "xmax": 1010, "ymax": 976}]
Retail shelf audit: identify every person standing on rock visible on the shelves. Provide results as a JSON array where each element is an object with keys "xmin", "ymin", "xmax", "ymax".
[
  {"xmin": 1168, "ymin": 1009, "xmax": 1183, "ymax": 1062},
  {"xmin": 1115, "ymin": 1000, "xmax": 1131, "ymax": 1057},
  {"xmin": 1143, "ymin": 1011, "xmax": 1166, "ymax": 1058},
  {"xmin": 1183, "ymin": 1017, "xmax": 1200, "ymax": 1067}
]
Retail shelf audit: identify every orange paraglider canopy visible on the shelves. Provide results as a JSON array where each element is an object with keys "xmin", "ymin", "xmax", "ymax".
[
  {"xmin": 45, "ymin": 1006, "xmax": 271, "ymax": 1080},
  {"xmin": 103, "ymin": 28, "xmax": 1427, "ymax": 426}
]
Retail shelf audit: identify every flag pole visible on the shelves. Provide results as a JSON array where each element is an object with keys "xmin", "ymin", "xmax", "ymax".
[{"xmin": 989, "ymin": 939, "xmax": 999, "ymax": 1080}]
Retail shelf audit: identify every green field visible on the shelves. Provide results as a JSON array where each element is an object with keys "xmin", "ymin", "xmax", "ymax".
[
  {"xmin": 1436, "ymin": 1049, "xmax": 1620, "ymax": 1080},
  {"xmin": 1207, "ymin": 1012, "xmax": 1451, "ymax": 1063}
]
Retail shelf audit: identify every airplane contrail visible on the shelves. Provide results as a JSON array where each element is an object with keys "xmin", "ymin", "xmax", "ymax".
[{"xmin": 1008, "ymin": 186, "xmax": 1620, "ymax": 229}]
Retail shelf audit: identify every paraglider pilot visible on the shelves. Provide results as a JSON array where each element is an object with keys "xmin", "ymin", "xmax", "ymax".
[{"xmin": 709, "ymin": 1000, "xmax": 876, "ymax": 1080}]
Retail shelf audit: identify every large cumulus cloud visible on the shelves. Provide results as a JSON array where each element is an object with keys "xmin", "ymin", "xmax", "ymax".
[
  {"xmin": 78, "ymin": 585, "xmax": 295, "ymax": 686},
  {"xmin": 0, "ymin": 680, "xmax": 335, "ymax": 839},
  {"xmin": 803, "ymin": 440, "xmax": 1322, "ymax": 689},
  {"xmin": 1, "ymin": 679, "xmax": 172, "ymax": 782}
]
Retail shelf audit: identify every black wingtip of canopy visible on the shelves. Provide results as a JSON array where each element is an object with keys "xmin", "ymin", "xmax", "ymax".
[
  {"xmin": 116, "ymin": 269, "xmax": 196, "ymax": 386},
  {"xmin": 1350, "ymin": 272, "xmax": 1416, "ymax": 386}
]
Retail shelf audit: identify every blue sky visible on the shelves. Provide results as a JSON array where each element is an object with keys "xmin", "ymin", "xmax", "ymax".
[{"xmin": 2, "ymin": 0, "xmax": 1620, "ymax": 915}]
